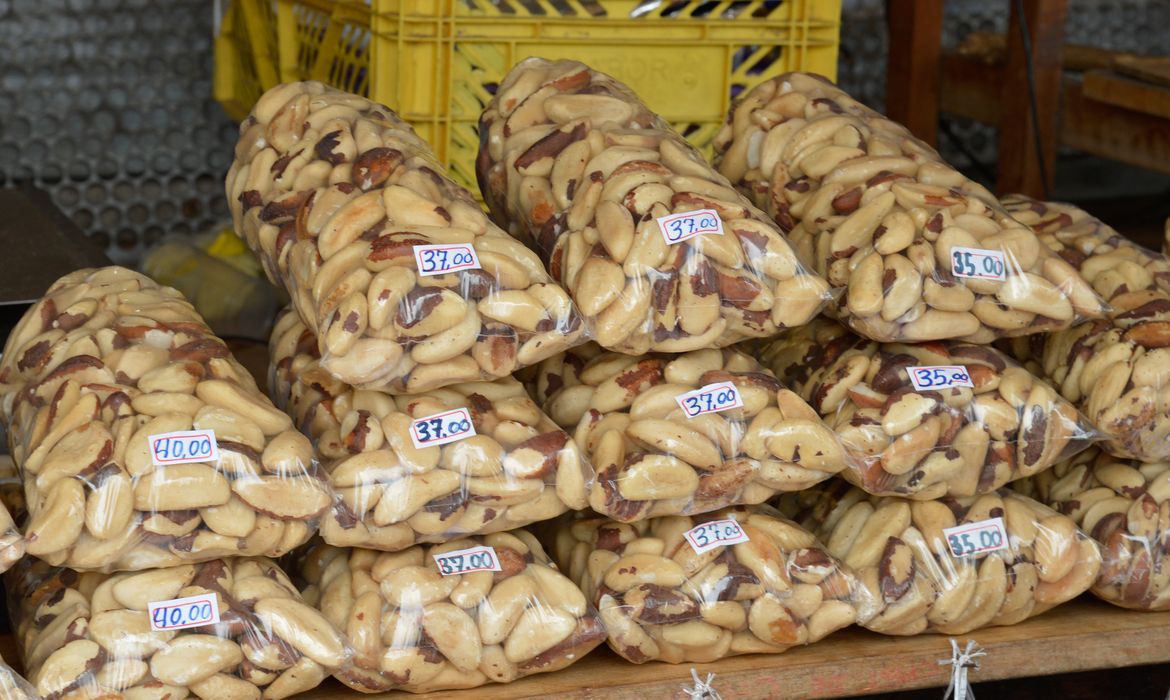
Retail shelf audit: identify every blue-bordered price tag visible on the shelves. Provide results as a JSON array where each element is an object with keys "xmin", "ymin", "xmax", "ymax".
[
  {"xmin": 908, "ymin": 365, "xmax": 974, "ymax": 391},
  {"xmin": 413, "ymin": 243, "xmax": 481, "ymax": 277},
  {"xmin": 675, "ymin": 381, "xmax": 744, "ymax": 419},
  {"xmin": 409, "ymin": 407, "xmax": 476, "ymax": 449},
  {"xmin": 434, "ymin": 545, "xmax": 502, "ymax": 576},
  {"xmin": 148, "ymin": 592, "xmax": 220, "ymax": 632},
  {"xmin": 685, "ymin": 519, "xmax": 750, "ymax": 554},
  {"xmin": 656, "ymin": 208, "xmax": 724, "ymax": 245},
  {"xmin": 943, "ymin": 517, "xmax": 1008, "ymax": 558},
  {"xmin": 149, "ymin": 429, "xmax": 218, "ymax": 467},
  {"xmin": 951, "ymin": 246, "xmax": 1006, "ymax": 281}
]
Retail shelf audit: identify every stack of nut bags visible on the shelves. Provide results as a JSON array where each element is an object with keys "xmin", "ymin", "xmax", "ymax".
[
  {"xmin": 754, "ymin": 318, "xmax": 1098, "ymax": 499},
  {"xmin": 712, "ymin": 72, "xmax": 1106, "ymax": 343},
  {"xmin": 0, "ymin": 267, "xmax": 346, "ymax": 698},
  {"xmin": 477, "ymin": 58, "xmax": 834, "ymax": 354},
  {"xmin": 779, "ymin": 481, "xmax": 1101, "ymax": 634},
  {"xmin": 546, "ymin": 504, "xmax": 876, "ymax": 664},
  {"xmin": 1000, "ymin": 196, "xmax": 1170, "ymax": 461},
  {"xmin": 227, "ymin": 81, "xmax": 586, "ymax": 392},
  {"xmin": 529, "ymin": 344, "xmax": 852, "ymax": 520},
  {"xmin": 1017, "ymin": 448, "xmax": 1170, "ymax": 610},
  {"xmin": 269, "ymin": 308, "xmax": 590, "ymax": 549},
  {"xmin": 296, "ymin": 531, "xmax": 605, "ymax": 692},
  {"xmin": 10, "ymin": 557, "xmax": 348, "ymax": 699}
]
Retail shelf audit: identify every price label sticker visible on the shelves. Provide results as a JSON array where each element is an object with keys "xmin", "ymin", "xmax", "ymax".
[
  {"xmin": 684, "ymin": 519, "xmax": 750, "ymax": 554},
  {"xmin": 656, "ymin": 208, "xmax": 725, "ymax": 245},
  {"xmin": 149, "ymin": 429, "xmax": 218, "ymax": 467},
  {"xmin": 410, "ymin": 407, "xmax": 476, "ymax": 449},
  {"xmin": 413, "ymin": 243, "xmax": 481, "ymax": 277},
  {"xmin": 943, "ymin": 517, "xmax": 1008, "ymax": 558},
  {"xmin": 908, "ymin": 365, "xmax": 974, "ymax": 391},
  {"xmin": 148, "ymin": 592, "xmax": 220, "ymax": 632},
  {"xmin": 434, "ymin": 545, "xmax": 502, "ymax": 576},
  {"xmin": 675, "ymin": 381, "xmax": 744, "ymax": 419},
  {"xmin": 951, "ymin": 246, "xmax": 1006, "ymax": 281}
]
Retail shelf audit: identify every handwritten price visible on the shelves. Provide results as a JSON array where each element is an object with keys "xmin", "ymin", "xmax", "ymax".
[
  {"xmin": 413, "ymin": 244, "xmax": 481, "ymax": 277},
  {"xmin": 149, "ymin": 429, "xmax": 218, "ymax": 466},
  {"xmin": 656, "ymin": 208, "xmax": 725, "ymax": 245},
  {"xmin": 434, "ymin": 546, "xmax": 502, "ymax": 575},
  {"xmin": 675, "ymin": 381, "xmax": 744, "ymax": 418},
  {"xmin": 410, "ymin": 407, "xmax": 476, "ymax": 449},
  {"xmin": 685, "ymin": 519, "xmax": 750, "ymax": 554},
  {"xmin": 951, "ymin": 246, "xmax": 1006, "ymax": 281},
  {"xmin": 908, "ymin": 365, "xmax": 974, "ymax": 391},
  {"xmin": 148, "ymin": 592, "xmax": 220, "ymax": 631},
  {"xmin": 943, "ymin": 517, "xmax": 1008, "ymax": 558}
]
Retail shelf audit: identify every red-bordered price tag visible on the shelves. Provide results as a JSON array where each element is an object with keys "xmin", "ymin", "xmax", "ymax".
[
  {"xmin": 656, "ymin": 208, "xmax": 725, "ymax": 245},
  {"xmin": 434, "ymin": 545, "xmax": 502, "ymax": 576},
  {"xmin": 951, "ymin": 246, "xmax": 1006, "ymax": 281},
  {"xmin": 410, "ymin": 407, "xmax": 476, "ymax": 449},
  {"xmin": 675, "ymin": 381, "xmax": 744, "ymax": 419},
  {"xmin": 148, "ymin": 592, "xmax": 220, "ymax": 632},
  {"xmin": 943, "ymin": 517, "xmax": 1008, "ymax": 558},
  {"xmin": 908, "ymin": 365, "xmax": 974, "ymax": 391},
  {"xmin": 685, "ymin": 518, "xmax": 750, "ymax": 554},
  {"xmin": 149, "ymin": 429, "xmax": 218, "ymax": 467},
  {"xmin": 413, "ymin": 243, "xmax": 481, "ymax": 277}
]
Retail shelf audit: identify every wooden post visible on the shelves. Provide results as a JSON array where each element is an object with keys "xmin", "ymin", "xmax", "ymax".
[
  {"xmin": 996, "ymin": 0, "xmax": 1068, "ymax": 197},
  {"xmin": 885, "ymin": 0, "xmax": 945, "ymax": 146}
]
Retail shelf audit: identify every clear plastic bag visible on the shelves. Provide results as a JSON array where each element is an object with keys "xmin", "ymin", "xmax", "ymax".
[
  {"xmin": 756, "ymin": 317, "xmax": 1098, "ymax": 499},
  {"xmin": 295, "ymin": 531, "xmax": 606, "ymax": 693},
  {"xmin": 476, "ymin": 58, "xmax": 832, "ymax": 354},
  {"xmin": 0, "ymin": 662, "xmax": 33, "ymax": 700},
  {"xmin": 545, "ymin": 504, "xmax": 876, "ymax": 663},
  {"xmin": 227, "ymin": 81, "xmax": 586, "ymax": 393},
  {"xmin": 779, "ymin": 482, "xmax": 1102, "ymax": 634},
  {"xmin": 1016, "ymin": 446, "xmax": 1170, "ymax": 610},
  {"xmin": 1000, "ymin": 195, "xmax": 1170, "ymax": 461},
  {"xmin": 0, "ymin": 267, "xmax": 330, "ymax": 571},
  {"xmin": 269, "ymin": 309, "xmax": 591, "ymax": 551},
  {"xmin": 712, "ymin": 72, "xmax": 1106, "ymax": 343},
  {"xmin": 530, "ymin": 344, "xmax": 850, "ymax": 521},
  {"xmin": 8, "ymin": 556, "xmax": 349, "ymax": 699}
]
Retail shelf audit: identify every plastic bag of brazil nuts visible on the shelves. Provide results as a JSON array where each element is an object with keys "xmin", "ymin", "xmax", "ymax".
[
  {"xmin": 529, "ymin": 344, "xmax": 850, "ymax": 521},
  {"xmin": 544, "ymin": 504, "xmax": 876, "ymax": 663},
  {"xmin": 8, "ymin": 557, "xmax": 349, "ymax": 700},
  {"xmin": 0, "ymin": 655, "xmax": 33, "ymax": 700},
  {"xmin": 227, "ymin": 81, "xmax": 586, "ymax": 393},
  {"xmin": 755, "ymin": 318, "xmax": 1097, "ymax": 499},
  {"xmin": 269, "ymin": 309, "xmax": 591, "ymax": 551},
  {"xmin": 0, "ymin": 267, "xmax": 331, "ymax": 572},
  {"xmin": 999, "ymin": 196, "xmax": 1170, "ymax": 461},
  {"xmin": 476, "ymin": 58, "xmax": 833, "ymax": 355},
  {"xmin": 712, "ymin": 73, "xmax": 1106, "ymax": 343},
  {"xmin": 295, "ymin": 532, "xmax": 606, "ymax": 693},
  {"xmin": 778, "ymin": 481, "xmax": 1102, "ymax": 635},
  {"xmin": 1016, "ymin": 447, "xmax": 1170, "ymax": 610}
]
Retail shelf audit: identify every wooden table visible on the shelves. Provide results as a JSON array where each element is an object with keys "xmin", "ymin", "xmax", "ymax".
[{"xmin": 292, "ymin": 598, "xmax": 1170, "ymax": 699}]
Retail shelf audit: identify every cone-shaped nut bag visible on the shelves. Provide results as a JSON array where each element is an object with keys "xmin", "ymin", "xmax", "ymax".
[
  {"xmin": 227, "ymin": 81, "xmax": 586, "ymax": 392},
  {"xmin": 477, "ymin": 58, "xmax": 832, "ymax": 354}
]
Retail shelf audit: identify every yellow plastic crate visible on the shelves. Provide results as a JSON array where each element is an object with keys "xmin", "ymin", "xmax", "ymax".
[{"xmin": 215, "ymin": 0, "xmax": 841, "ymax": 190}]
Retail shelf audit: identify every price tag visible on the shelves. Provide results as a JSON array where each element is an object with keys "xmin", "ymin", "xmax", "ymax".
[
  {"xmin": 908, "ymin": 365, "xmax": 974, "ymax": 391},
  {"xmin": 684, "ymin": 519, "xmax": 750, "ymax": 554},
  {"xmin": 409, "ymin": 407, "xmax": 476, "ymax": 449},
  {"xmin": 434, "ymin": 545, "xmax": 502, "ymax": 576},
  {"xmin": 413, "ymin": 243, "xmax": 481, "ymax": 277},
  {"xmin": 943, "ymin": 517, "xmax": 1008, "ymax": 558},
  {"xmin": 656, "ymin": 208, "xmax": 725, "ymax": 245},
  {"xmin": 149, "ymin": 429, "xmax": 218, "ymax": 467},
  {"xmin": 148, "ymin": 592, "xmax": 220, "ymax": 632},
  {"xmin": 950, "ymin": 246, "xmax": 1006, "ymax": 281},
  {"xmin": 675, "ymin": 381, "xmax": 744, "ymax": 419}
]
